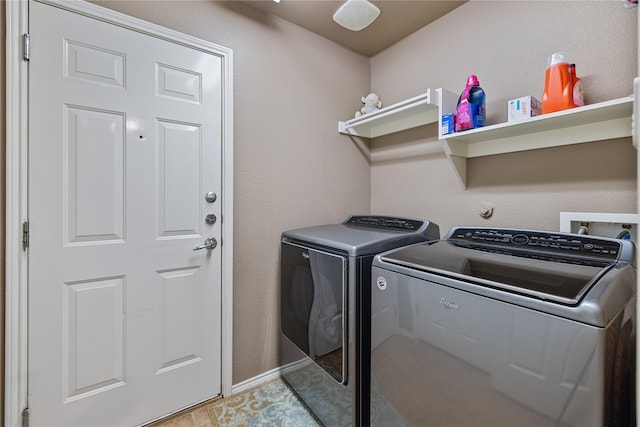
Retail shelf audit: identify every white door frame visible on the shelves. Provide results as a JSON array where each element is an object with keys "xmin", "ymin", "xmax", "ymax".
[{"xmin": 5, "ymin": 1, "xmax": 234, "ymax": 425}]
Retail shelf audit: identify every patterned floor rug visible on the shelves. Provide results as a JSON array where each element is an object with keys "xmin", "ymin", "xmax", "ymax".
[
  {"xmin": 209, "ymin": 378, "xmax": 321, "ymax": 427},
  {"xmin": 154, "ymin": 378, "xmax": 322, "ymax": 427}
]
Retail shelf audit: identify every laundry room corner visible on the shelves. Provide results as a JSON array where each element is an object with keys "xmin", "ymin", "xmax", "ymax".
[{"xmin": 369, "ymin": 1, "xmax": 637, "ymax": 234}]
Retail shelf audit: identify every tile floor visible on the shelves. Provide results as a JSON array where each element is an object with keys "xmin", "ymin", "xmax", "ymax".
[{"xmin": 148, "ymin": 400, "xmax": 217, "ymax": 427}]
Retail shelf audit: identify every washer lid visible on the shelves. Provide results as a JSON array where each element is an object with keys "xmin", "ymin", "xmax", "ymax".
[{"xmin": 378, "ymin": 240, "xmax": 615, "ymax": 306}]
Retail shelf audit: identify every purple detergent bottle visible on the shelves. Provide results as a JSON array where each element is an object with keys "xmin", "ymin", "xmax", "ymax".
[{"xmin": 455, "ymin": 75, "xmax": 486, "ymax": 132}]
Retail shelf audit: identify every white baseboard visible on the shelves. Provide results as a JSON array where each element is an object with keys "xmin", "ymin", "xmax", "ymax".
[
  {"xmin": 230, "ymin": 358, "xmax": 311, "ymax": 395},
  {"xmin": 230, "ymin": 366, "xmax": 283, "ymax": 395}
]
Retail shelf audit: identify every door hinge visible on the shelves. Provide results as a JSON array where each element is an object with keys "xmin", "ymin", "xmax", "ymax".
[
  {"xmin": 21, "ymin": 407, "xmax": 29, "ymax": 427},
  {"xmin": 22, "ymin": 221, "xmax": 30, "ymax": 250},
  {"xmin": 23, "ymin": 33, "xmax": 30, "ymax": 61}
]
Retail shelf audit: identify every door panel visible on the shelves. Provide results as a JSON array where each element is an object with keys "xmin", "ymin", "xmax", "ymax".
[
  {"xmin": 158, "ymin": 120, "xmax": 201, "ymax": 237},
  {"xmin": 28, "ymin": 2, "xmax": 223, "ymax": 425},
  {"xmin": 157, "ymin": 266, "xmax": 203, "ymax": 372},
  {"xmin": 63, "ymin": 277, "xmax": 125, "ymax": 402},
  {"xmin": 65, "ymin": 106, "xmax": 126, "ymax": 244},
  {"xmin": 64, "ymin": 39, "xmax": 126, "ymax": 88}
]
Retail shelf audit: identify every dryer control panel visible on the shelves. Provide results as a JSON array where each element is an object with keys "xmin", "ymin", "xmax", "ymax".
[{"xmin": 344, "ymin": 215, "xmax": 425, "ymax": 232}]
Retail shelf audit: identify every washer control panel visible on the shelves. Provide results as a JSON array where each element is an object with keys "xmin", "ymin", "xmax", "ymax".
[{"xmin": 449, "ymin": 227, "xmax": 622, "ymax": 260}]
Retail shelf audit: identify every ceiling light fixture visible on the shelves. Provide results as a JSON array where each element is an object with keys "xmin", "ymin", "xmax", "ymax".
[{"xmin": 332, "ymin": 0, "xmax": 380, "ymax": 31}]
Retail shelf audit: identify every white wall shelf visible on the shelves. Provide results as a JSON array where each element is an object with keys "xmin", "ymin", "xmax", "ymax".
[
  {"xmin": 439, "ymin": 96, "xmax": 633, "ymax": 189},
  {"xmin": 338, "ymin": 89, "xmax": 448, "ymax": 138},
  {"xmin": 338, "ymin": 89, "xmax": 633, "ymax": 190}
]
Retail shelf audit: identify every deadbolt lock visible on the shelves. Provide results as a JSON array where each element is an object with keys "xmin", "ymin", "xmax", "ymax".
[{"xmin": 205, "ymin": 192, "xmax": 217, "ymax": 203}]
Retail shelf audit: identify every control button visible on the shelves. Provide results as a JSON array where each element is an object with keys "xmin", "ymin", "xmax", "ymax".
[{"xmin": 511, "ymin": 234, "xmax": 529, "ymax": 244}]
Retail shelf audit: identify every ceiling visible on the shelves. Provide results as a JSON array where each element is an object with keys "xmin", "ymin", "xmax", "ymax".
[{"xmin": 242, "ymin": 0, "xmax": 467, "ymax": 57}]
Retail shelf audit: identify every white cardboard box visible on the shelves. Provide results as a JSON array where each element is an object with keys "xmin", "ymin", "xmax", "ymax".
[{"xmin": 508, "ymin": 95, "xmax": 541, "ymax": 122}]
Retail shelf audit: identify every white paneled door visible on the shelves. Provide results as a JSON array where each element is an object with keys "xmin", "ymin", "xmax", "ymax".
[{"xmin": 27, "ymin": 2, "xmax": 224, "ymax": 425}]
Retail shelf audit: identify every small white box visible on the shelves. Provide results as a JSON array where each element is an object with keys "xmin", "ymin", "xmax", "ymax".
[{"xmin": 508, "ymin": 96, "xmax": 541, "ymax": 122}]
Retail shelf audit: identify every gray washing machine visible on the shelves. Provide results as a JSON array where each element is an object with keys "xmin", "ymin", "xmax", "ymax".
[
  {"xmin": 280, "ymin": 215, "xmax": 440, "ymax": 427},
  {"xmin": 370, "ymin": 227, "xmax": 636, "ymax": 427}
]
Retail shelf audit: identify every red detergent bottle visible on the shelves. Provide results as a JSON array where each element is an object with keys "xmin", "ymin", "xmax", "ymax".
[{"xmin": 542, "ymin": 52, "xmax": 573, "ymax": 114}]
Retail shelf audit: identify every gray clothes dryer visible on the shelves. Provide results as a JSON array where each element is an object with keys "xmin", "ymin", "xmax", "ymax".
[
  {"xmin": 280, "ymin": 215, "xmax": 440, "ymax": 427},
  {"xmin": 370, "ymin": 227, "xmax": 636, "ymax": 427}
]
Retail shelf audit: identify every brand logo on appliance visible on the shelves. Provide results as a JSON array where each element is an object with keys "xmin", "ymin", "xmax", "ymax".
[{"xmin": 439, "ymin": 298, "xmax": 459, "ymax": 310}]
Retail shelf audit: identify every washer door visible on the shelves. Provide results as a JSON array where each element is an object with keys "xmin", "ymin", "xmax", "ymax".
[{"xmin": 281, "ymin": 241, "xmax": 347, "ymax": 383}]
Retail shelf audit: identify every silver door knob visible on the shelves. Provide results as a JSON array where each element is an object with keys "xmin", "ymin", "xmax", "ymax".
[{"xmin": 193, "ymin": 237, "xmax": 217, "ymax": 251}]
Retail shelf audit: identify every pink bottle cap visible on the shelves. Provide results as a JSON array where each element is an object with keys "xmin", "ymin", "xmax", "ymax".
[{"xmin": 466, "ymin": 75, "xmax": 480, "ymax": 87}]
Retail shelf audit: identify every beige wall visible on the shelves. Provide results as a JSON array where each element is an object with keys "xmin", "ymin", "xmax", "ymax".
[
  {"xmin": 87, "ymin": 1, "xmax": 372, "ymax": 384},
  {"xmin": 370, "ymin": 0, "xmax": 637, "ymax": 233}
]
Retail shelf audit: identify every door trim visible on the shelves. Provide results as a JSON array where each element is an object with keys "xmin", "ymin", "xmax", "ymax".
[{"xmin": 5, "ymin": 1, "xmax": 234, "ymax": 425}]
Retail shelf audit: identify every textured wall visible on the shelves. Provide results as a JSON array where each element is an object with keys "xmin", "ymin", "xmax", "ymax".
[
  {"xmin": 90, "ymin": 0, "xmax": 371, "ymax": 385},
  {"xmin": 370, "ymin": 0, "xmax": 637, "ymax": 234}
]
